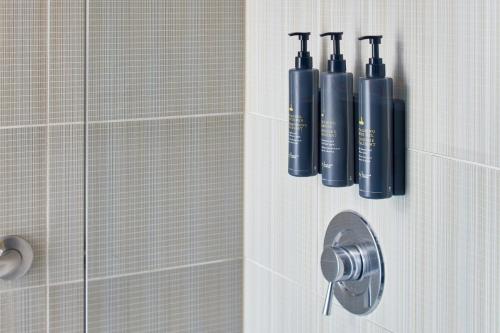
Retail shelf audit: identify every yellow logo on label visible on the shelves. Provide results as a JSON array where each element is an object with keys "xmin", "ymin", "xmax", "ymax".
[{"xmin": 358, "ymin": 116, "xmax": 365, "ymax": 126}]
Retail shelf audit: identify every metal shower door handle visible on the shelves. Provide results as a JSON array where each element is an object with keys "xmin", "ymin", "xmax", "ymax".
[{"xmin": 0, "ymin": 236, "xmax": 33, "ymax": 280}]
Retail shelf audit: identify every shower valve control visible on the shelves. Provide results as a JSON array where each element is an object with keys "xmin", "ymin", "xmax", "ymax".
[
  {"xmin": 321, "ymin": 245, "xmax": 363, "ymax": 315},
  {"xmin": 321, "ymin": 211, "xmax": 384, "ymax": 316}
]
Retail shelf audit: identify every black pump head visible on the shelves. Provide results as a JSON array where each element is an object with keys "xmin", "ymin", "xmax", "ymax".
[
  {"xmin": 359, "ymin": 35, "xmax": 385, "ymax": 78},
  {"xmin": 320, "ymin": 32, "xmax": 346, "ymax": 73},
  {"xmin": 289, "ymin": 32, "xmax": 313, "ymax": 69}
]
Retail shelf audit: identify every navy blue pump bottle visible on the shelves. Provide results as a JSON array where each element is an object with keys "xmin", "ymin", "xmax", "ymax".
[
  {"xmin": 319, "ymin": 32, "xmax": 354, "ymax": 187},
  {"xmin": 357, "ymin": 35, "xmax": 393, "ymax": 199},
  {"xmin": 288, "ymin": 32, "xmax": 320, "ymax": 177}
]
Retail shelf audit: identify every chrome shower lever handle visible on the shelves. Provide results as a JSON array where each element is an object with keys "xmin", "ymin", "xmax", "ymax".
[{"xmin": 323, "ymin": 282, "xmax": 334, "ymax": 316}]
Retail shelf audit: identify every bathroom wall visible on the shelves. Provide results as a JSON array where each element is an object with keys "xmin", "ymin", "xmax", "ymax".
[
  {"xmin": 245, "ymin": 0, "xmax": 500, "ymax": 332},
  {"xmin": 0, "ymin": 0, "xmax": 244, "ymax": 332},
  {"xmin": 86, "ymin": 0, "xmax": 244, "ymax": 331},
  {"xmin": 0, "ymin": 0, "xmax": 84, "ymax": 331}
]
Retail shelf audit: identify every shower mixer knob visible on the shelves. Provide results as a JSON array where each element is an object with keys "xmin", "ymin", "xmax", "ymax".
[
  {"xmin": 321, "ymin": 245, "xmax": 363, "ymax": 315},
  {"xmin": 321, "ymin": 245, "xmax": 363, "ymax": 283},
  {"xmin": 320, "ymin": 211, "xmax": 384, "ymax": 316}
]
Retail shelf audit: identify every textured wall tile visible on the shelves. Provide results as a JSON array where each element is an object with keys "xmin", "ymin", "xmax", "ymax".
[
  {"xmin": 320, "ymin": 0, "xmax": 500, "ymax": 167},
  {"xmin": 318, "ymin": 151, "xmax": 423, "ymax": 333},
  {"xmin": 88, "ymin": 115, "xmax": 243, "ymax": 278},
  {"xmin": 86, "ymin": 1, "xmax": 245, "ymax": 331},
  {"xmin": 244, "ymin": 113, "xmax": 318, "ymax": 291},
  {"xmin": 244, "ymin": 260, "xmax": 319, "ymax": 333},
  {"xmin": 88, "ymin": 0, "xmax": 244, "ymax": 121},
  {"xmin": 88, "ymin": 260, "xmax": 242, "ymax": 333},
  {"xmin": 244, "ymin": 260, "xmax": 272, "ymax": 332},
  {"xmin": 406, "ymin": 154, "xmax": 500, "ymax": 333},
  {"xmin": 48, "ymin": 125, "xmax": 83, "ymax": 284},
  {"xmin": 0, "ymin": 0, "xmax": 47, "ymax": 127},
  {"xmin": 0, "ymin": 127, "xmax": 47, "ymax": 291},
  {"xmin": 0, "ymin": 287, "xmax": 47, "ymax": 333},
  {"xmin": 49, "ymin": 282, "xmax": 84, "ymax": 333},
  {"xmin": 317, "ymin": 150, "xmax": 500, "ymax": 333},
  {"xmin": 49, "ymin": 0, "xmax": 85, "ymax": 123},
  {"xmin": 319, "ymin": 300, "xmax": 392, "ymax": 333},
  {"xmin": 246, "ymin": 0, "xmax": 321, "ymax": 121}
]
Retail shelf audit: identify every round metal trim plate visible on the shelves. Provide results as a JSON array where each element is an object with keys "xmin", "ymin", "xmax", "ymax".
[
  {"xmin": 323, "ymin": 211, "xmax": 384, "ymax": 315},
  {"xmin": 0, "ymin": 235, "xmax": 33, "ymax": 280}
]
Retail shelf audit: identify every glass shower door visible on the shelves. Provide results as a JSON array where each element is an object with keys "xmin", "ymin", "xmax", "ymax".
[{"xmin": 84, "ymin": 0, "xmax": 244, "ymax": 332}]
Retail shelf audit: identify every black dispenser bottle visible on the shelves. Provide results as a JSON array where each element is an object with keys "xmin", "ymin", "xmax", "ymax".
[
  {"xmin": 358, "ymin": 35, "xmax": 393, "ymax": 199},
  {"xmin": 319, "ymin": 32, "xmax": 353, "ymax": 187},
  {"xmin": 288, "ymin": 32, "xmax": 319, "ymax": 177}
]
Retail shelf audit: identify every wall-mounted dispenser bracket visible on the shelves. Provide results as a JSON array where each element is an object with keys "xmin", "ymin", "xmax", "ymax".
[{"xmin": 353, "ymin": 96, "xmax": 406, "ymax": 196}]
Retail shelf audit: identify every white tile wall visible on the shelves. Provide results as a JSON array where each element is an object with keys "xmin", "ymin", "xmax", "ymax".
[
  {"xmin": 245, "ymin": 0, "xmax": 500, "ymax": 332},
  {"xmin": 244, "ymin": 114, "xmax": 318, "ymax": 291}
]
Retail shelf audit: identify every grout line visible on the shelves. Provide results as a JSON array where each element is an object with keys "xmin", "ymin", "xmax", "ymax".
[
  {"xmin": 364, "ymin": 317, "xmax": 396, "ymax": 333},
  {"xmin": 0, "ymin": 258, "xmax": 242, "ymax": 295},
  {"xmin": 85, "ymin": 112, "xmax": 244, "ymax": 125},
  {"xmin": 46, "ymin": 0, "xmax": 51, "ymax": 330},
  {"xmin": 87, "ymin": 258, "xmax": 242, "ymax": 283},
  {"xmin": 246, "ymin": 111, "xmax": 286, "ymax": 123},
  {"xmin": 407, "ymin": 148, "xmax": 500, "ymax": 171},
  {"xmin": 0, "ymin": 112, "xmax": 245, "ymax": 130},
  {"xmin": 47, "ymin": 279, "xmax": 84, "ymax": 287},
  {"xmin": 83, "ymin": 0, "xmax": 89, "ymax": 329},
  {"xmin": 245, "ymin": 258, "xmax": 298, "ymax": 286},
  {"xmin": 0, "ymin": 284, "xmax": 48, "ymax": 295},
  {"xmin": 242, "ymin": 2, "xmax": 248, "ymax": 330},
  {"xmin": 0, "ymin": 124, "xmax": 48, "ymax": 130}
]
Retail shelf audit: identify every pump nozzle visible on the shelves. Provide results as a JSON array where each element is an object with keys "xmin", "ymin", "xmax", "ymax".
[
  {"xmin": 320, "ymin": 32, "xmax": 346, "ymax": 73},
  {"xmin": 289, "ymin": 32, "xmax": 313, "ymax": 69},
  {"xmin": 359, "ymin": 35, "xmax": 385, "ymax": 78}
]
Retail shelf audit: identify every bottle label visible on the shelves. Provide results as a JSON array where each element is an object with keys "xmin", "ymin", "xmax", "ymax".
[
  {"xmin": 288, "ymin": 106, "xmax": 307, "ymax": 147},
  {"xmin": 358, "ymin": 116, "xmax": 375, "ymax": 179},
  {"xmin": 320, "ymin": 115, "xmax": 338, "ymax": 156}
]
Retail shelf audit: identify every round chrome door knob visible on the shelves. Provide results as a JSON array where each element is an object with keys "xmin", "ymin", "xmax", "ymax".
[{"xmin": 0, "ymin": 236, "xmax": 33, "ymax": 281}]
